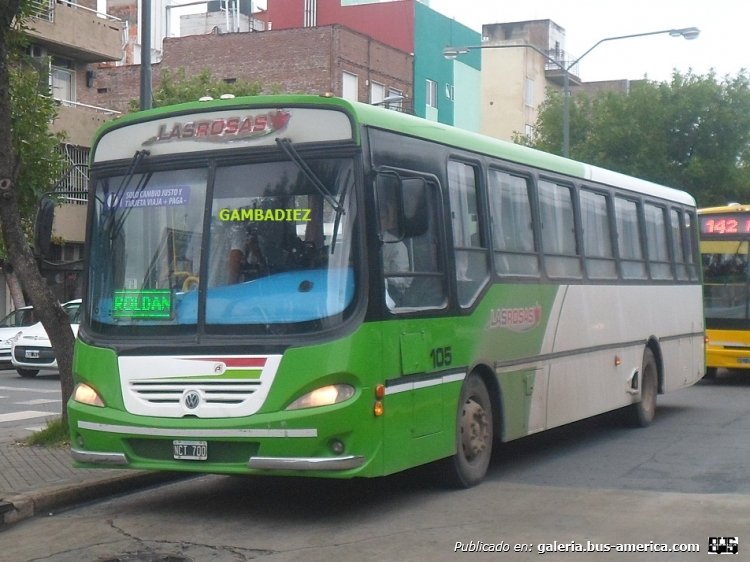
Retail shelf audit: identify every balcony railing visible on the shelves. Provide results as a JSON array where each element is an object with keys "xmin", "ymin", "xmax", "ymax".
[{"xmin": 27, "ymin": 0, "xmax": 127, "ymax": 63}]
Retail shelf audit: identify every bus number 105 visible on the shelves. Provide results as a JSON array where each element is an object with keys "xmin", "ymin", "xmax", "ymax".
[{"xmin": 430, "ymin": 346, "xmax": 453, "ymax": 368}]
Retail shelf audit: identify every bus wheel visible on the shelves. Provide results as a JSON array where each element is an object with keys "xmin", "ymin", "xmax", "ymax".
[
  {"xmin": 703, "ymin": 367, "xmax": 717, "ymax": 379},
  {"xmin": 627, "ymin": 348, "xmax": 657, "ymax": 427},
  {"xmin": 16, "ymin": 368, "xmax": 39, "ymax": 378},
  {"xmin": 442, "ymin": 373, "xmax": 493, "ymax": 488}
]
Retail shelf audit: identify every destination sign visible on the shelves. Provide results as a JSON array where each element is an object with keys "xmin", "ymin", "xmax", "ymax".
[
  {"xmin": 112, "ymin": 289, "xmax": 172, "ymax": 319},
  {"xmin": 700, "ymin": 213, "xmax": 750, "ymax": 235}
]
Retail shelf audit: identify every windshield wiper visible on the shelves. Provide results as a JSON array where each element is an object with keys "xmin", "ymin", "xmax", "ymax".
[
  {"xmin": 276, "ymin": 138, "xmax": 350, "ymax": 253},
  {"xmin": 276, "ymin": 138, "xmax": 344, "ymax": 214},
  {"xmin": 107, "ymin": 150, "xmax": 151, "ymax": 240}
]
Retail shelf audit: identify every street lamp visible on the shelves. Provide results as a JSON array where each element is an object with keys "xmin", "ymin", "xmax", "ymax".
[{"xmin": 443, "ymin": 26, "xmax": 700, "ymax": 158}]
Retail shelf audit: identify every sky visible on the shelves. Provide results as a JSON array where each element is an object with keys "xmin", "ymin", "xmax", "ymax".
[
  {"xmin": 424, "ymin": 0, "xmax": 745, "ymax": 83},
  {"xmin": 173, "ymin": 0, "xmax": 746, "ymax": 84}
]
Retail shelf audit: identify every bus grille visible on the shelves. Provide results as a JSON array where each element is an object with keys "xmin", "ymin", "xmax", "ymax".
[
  {"xmin": 119, "ymin": 355, "xmax": 281, "ymax": 418},
  {"xmin": 129, "ymin": 379, "xmax": 263, "ymax": 405}
]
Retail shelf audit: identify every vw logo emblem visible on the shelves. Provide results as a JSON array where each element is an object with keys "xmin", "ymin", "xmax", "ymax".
[{"xmin": 183, "ymin": 390, "xmax": 201, "ymax": 410}]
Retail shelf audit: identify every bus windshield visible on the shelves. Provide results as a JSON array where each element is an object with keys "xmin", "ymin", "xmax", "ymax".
[
  {"xmin": 702, "ymin": 239, "xmax": 750, "ymax": 323},
  {"xmin": 88, "ymin": 156, "xmax": 358, "ymax": 336}
]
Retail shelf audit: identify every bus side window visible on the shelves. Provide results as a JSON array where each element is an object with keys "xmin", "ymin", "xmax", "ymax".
[
  {"xmin": 488, "ymin": 169, "xmax": 539, "ymax": 276},
  {"xmin": 539, "ymin": 180, "xmax": 581, "ymax": 278},
  {"xmin": 615, "ymin": 197, "xmax": 647, "ymax": 279},
  {"xmin": 448, "ymin": 160, "xmax": 490, "ymax": 307},
  {"xmin": 580, "ymin": 189, "xmax": 617, "ymax": 279},
  {"xmin": 670, "ymin": 208, "xmax": 689, "ymax": 280},
  {"xmin": 376, "ymin": 172, "xmax": 447, "ymax": 311},
  {"xmin": 644, "ymin": 203, "xmax": 672, "ymax": 280}
]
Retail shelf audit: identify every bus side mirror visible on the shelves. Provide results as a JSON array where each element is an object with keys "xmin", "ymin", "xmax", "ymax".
[{"xmin": 34, "ymin": 196, "xmax": 55, "ymax": 258}]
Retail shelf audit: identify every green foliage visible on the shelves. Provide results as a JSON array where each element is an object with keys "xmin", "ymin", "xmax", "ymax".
[
  {"xmin": 0, "ymin": 7, "xmax": 66, "ymax": 260},
  {"xmin": 520, "ymin": 71, "xmax": 750, "ymax": 207},
  {"xmin": 24, "ymin": 417, "xmax": 69, "ymax": 447},
  {"xmin": 129, "ymin": 68, "xmax": 274, "ymax": 111}
]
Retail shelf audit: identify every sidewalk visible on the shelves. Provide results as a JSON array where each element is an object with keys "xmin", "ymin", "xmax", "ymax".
[{"xmin": 0, "ymin": 428, "xmax": 181, "ymax": 529}]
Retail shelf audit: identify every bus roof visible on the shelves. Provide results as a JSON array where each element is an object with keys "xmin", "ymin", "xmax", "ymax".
[
  {"xmin": 95, "ymin": 94, "xmax": 695, "ymax": 207},
  {"xmin": 698, "ymin": 204, "xmax": 750, "ymax": 214}
]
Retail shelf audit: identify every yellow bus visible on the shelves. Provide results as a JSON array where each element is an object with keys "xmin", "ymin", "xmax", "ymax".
[{"xmin": 699, "ymin": 204, "xmax": 750, "ymax": 376}]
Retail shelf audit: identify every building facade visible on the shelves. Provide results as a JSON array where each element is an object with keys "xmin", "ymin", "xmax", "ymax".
[
  {"xmin": 260, "ymin": 0, "xmax": 481, "ymax": 128},
  {"xmin": 80, "ymin": 24, "xmax": 413, "ymax": 115}
]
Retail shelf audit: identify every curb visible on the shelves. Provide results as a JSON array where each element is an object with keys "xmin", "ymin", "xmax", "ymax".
[{"xmin": 1, "ymin": 471, "xmax": 186, "ymax": 529}]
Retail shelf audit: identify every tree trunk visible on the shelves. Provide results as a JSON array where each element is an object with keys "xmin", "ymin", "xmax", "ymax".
[
  {"xmin": 6, "ymin": 270, "xmax": 25, "ymax": 308},
  {"xmin": 1, "ymin": 0, "xmax": 75, "ymax": 426}
]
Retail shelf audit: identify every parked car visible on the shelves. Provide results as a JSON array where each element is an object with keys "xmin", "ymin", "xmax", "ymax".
[
  {"xmin": 10, "ymin": 300, "xmax": 81, "ymax": 377},
  {"xmin": 0, "ymin": 305, "xmax": 37, "ymax": 367}
]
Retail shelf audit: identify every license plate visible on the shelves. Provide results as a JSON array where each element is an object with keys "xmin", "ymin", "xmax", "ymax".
[
  {"xmin": 738, "ymin": 358, "xmax": 750, "ymax": 364},
  {"xmin": 173, "ymin": 440, "xmax": 208, "ymax": 460},
  {"xmin": 25, "ymin": 349, "xmax": 40, "ymax": 359}
]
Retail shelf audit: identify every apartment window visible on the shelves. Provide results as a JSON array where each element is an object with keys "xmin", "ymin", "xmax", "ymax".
[
  {"xmin": 426, "ymin": 79, "xmax": 438, "ymax": 109},
  {"xmin": 524, "ymin": 78, "xmax": 535, "ymax": 107},
  {"xmin": 387, "ymin": 88, "xmax": 403, "ymax": 111},
  {"xmin": 51, "ymin": 56, "xmax": 75, "ymax": 104},
  {"xmin": 370, "ymin": 82, "xmax": 385, "ymax": 105},
  {"xmin": 342, "ymin": 71, "xmax": 358, "ymax": 102}
]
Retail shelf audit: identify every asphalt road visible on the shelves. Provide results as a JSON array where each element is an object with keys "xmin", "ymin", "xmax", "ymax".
[
  {"xmin": 1, "ymin": 371, "xmax": 748, "ymax": 561},
  {"xmin": 0, "ymin": 366, "xmax": 62, "ymax": 440}
]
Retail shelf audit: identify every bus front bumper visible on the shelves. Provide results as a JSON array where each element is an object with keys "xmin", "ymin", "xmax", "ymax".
[{"xmin": 71, "ymin": 447, "xmax": 365, "ymax": 471}]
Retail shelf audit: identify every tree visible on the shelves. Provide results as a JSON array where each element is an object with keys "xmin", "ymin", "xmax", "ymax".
[
  {"xmin": 1, "ymin": 1, "xmax": 75, "ymax": 423},
  {"xmin": 520, "ymin": 70, "xmax": 750, "ymax": 206},
  {"xmin": 128, "ymin": 67, "xmax": 267, "ymax": 111}
]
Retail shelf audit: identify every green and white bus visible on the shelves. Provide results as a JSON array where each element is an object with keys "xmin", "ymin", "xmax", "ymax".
[{"xmin": 69, "ymin": 95, "xmax": 704, "ymax": 487}]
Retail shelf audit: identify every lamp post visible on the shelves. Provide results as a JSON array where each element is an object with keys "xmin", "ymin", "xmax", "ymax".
[{"xmin": 443, "ymin": 27, "xmax": 700, "ymax": 158}]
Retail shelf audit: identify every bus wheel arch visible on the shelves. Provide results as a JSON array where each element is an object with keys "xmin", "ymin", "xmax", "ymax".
[
  {"xmin": 646, "ymin": 337, "xmax": 665, "ymax": 394},
  {"xmin": 440, "ymin": 366, "xmax": 496, "ymax": 488},
  {"xmin": 626, "ymin": 342, "xmax": 660, "ymax": 427}
]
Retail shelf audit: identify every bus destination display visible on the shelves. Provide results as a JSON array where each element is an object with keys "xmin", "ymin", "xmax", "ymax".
[{"xmin": 700, "ymin": 213, "xmax": 750, "ymax": 235}]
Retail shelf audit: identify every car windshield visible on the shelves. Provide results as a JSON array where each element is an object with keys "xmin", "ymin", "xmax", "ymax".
[
  {"xmin": 87, "ymin": 157, "xmax": 358, "ymax": 336},
  {"xmin": 0, "ymin": 308, "xmax": 36, "ymax": 328}
]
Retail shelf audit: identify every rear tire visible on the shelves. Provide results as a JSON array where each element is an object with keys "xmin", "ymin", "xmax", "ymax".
[
  {"xmin": 627, "ymin": 348, "xmax": 657, "ymax": 427},
  {"xmin": 16, "ymin": 368, "xmax": 39, "ymax": 378},
  {"xmin": 703, "ymin": 367, "xmax": 717, "ymax": 379},
  {"xmin": 440, "ymin": 373, "xmax": 493, "ymax": 488}
]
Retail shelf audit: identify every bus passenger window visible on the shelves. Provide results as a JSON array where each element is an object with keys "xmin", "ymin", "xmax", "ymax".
[
  {"xmin": 615, "ymin": 197, "xmax": 647, "ymax": 279},
  {"xmin": 580, "ymin": 189, "xmax": 617, "ymax": 279},
  {"xmin": 644, "ymin": 203, "xmax": 672, "ymax": 280},
  {"xmin": 488, "ymin": 170, "xmax": 538, "ymax": 276},
  {"xmin": 376, "ymin": 173, "xmax": 447, "ymax": 311},
  {"xmin": 448, "ymin": 161, "xmax": 489, "ymax": 307},
  {"xmin": 539, "ymin": 180, "xmax": 581, "ymax": 278}
]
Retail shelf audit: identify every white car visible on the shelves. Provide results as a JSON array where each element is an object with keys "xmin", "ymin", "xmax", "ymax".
[
  {"xmin": 0, "ymin": 305, "xmax": 37, "ymax": 367},
  {"xmin": 10, "ymin": 300, "xmax": 81, "ymax": 378}
]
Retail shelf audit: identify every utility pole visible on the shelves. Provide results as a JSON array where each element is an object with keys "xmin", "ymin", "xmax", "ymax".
[{"xmin": 140, "ymin": 0, "xmax": 152, "ymax": 110}]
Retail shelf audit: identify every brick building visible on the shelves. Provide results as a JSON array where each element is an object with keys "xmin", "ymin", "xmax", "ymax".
[{"xmin": 79, "ymin": 24, "xmax": 413, "ymax": 114}]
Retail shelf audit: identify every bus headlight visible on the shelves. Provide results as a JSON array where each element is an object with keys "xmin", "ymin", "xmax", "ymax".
[
  {"xmin": 73, "ymin": 383, "xmax": 105, "ymax": 407},
  {"xmin": 286, "ymin": 384, "xmax": 355, "ymax": 410}
]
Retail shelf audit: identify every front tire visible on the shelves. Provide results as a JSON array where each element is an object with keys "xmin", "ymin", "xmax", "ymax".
[
  {"xmin": 627, "ymin": 348, "xmax": 657, "ymax": 427},
  {"xmin": 440, "ymin": 373, "xmax": 493, "ymax": 488},
  {"xmin": 16, "ymin": 368, "xmax": 39, "ymax": 378}
]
